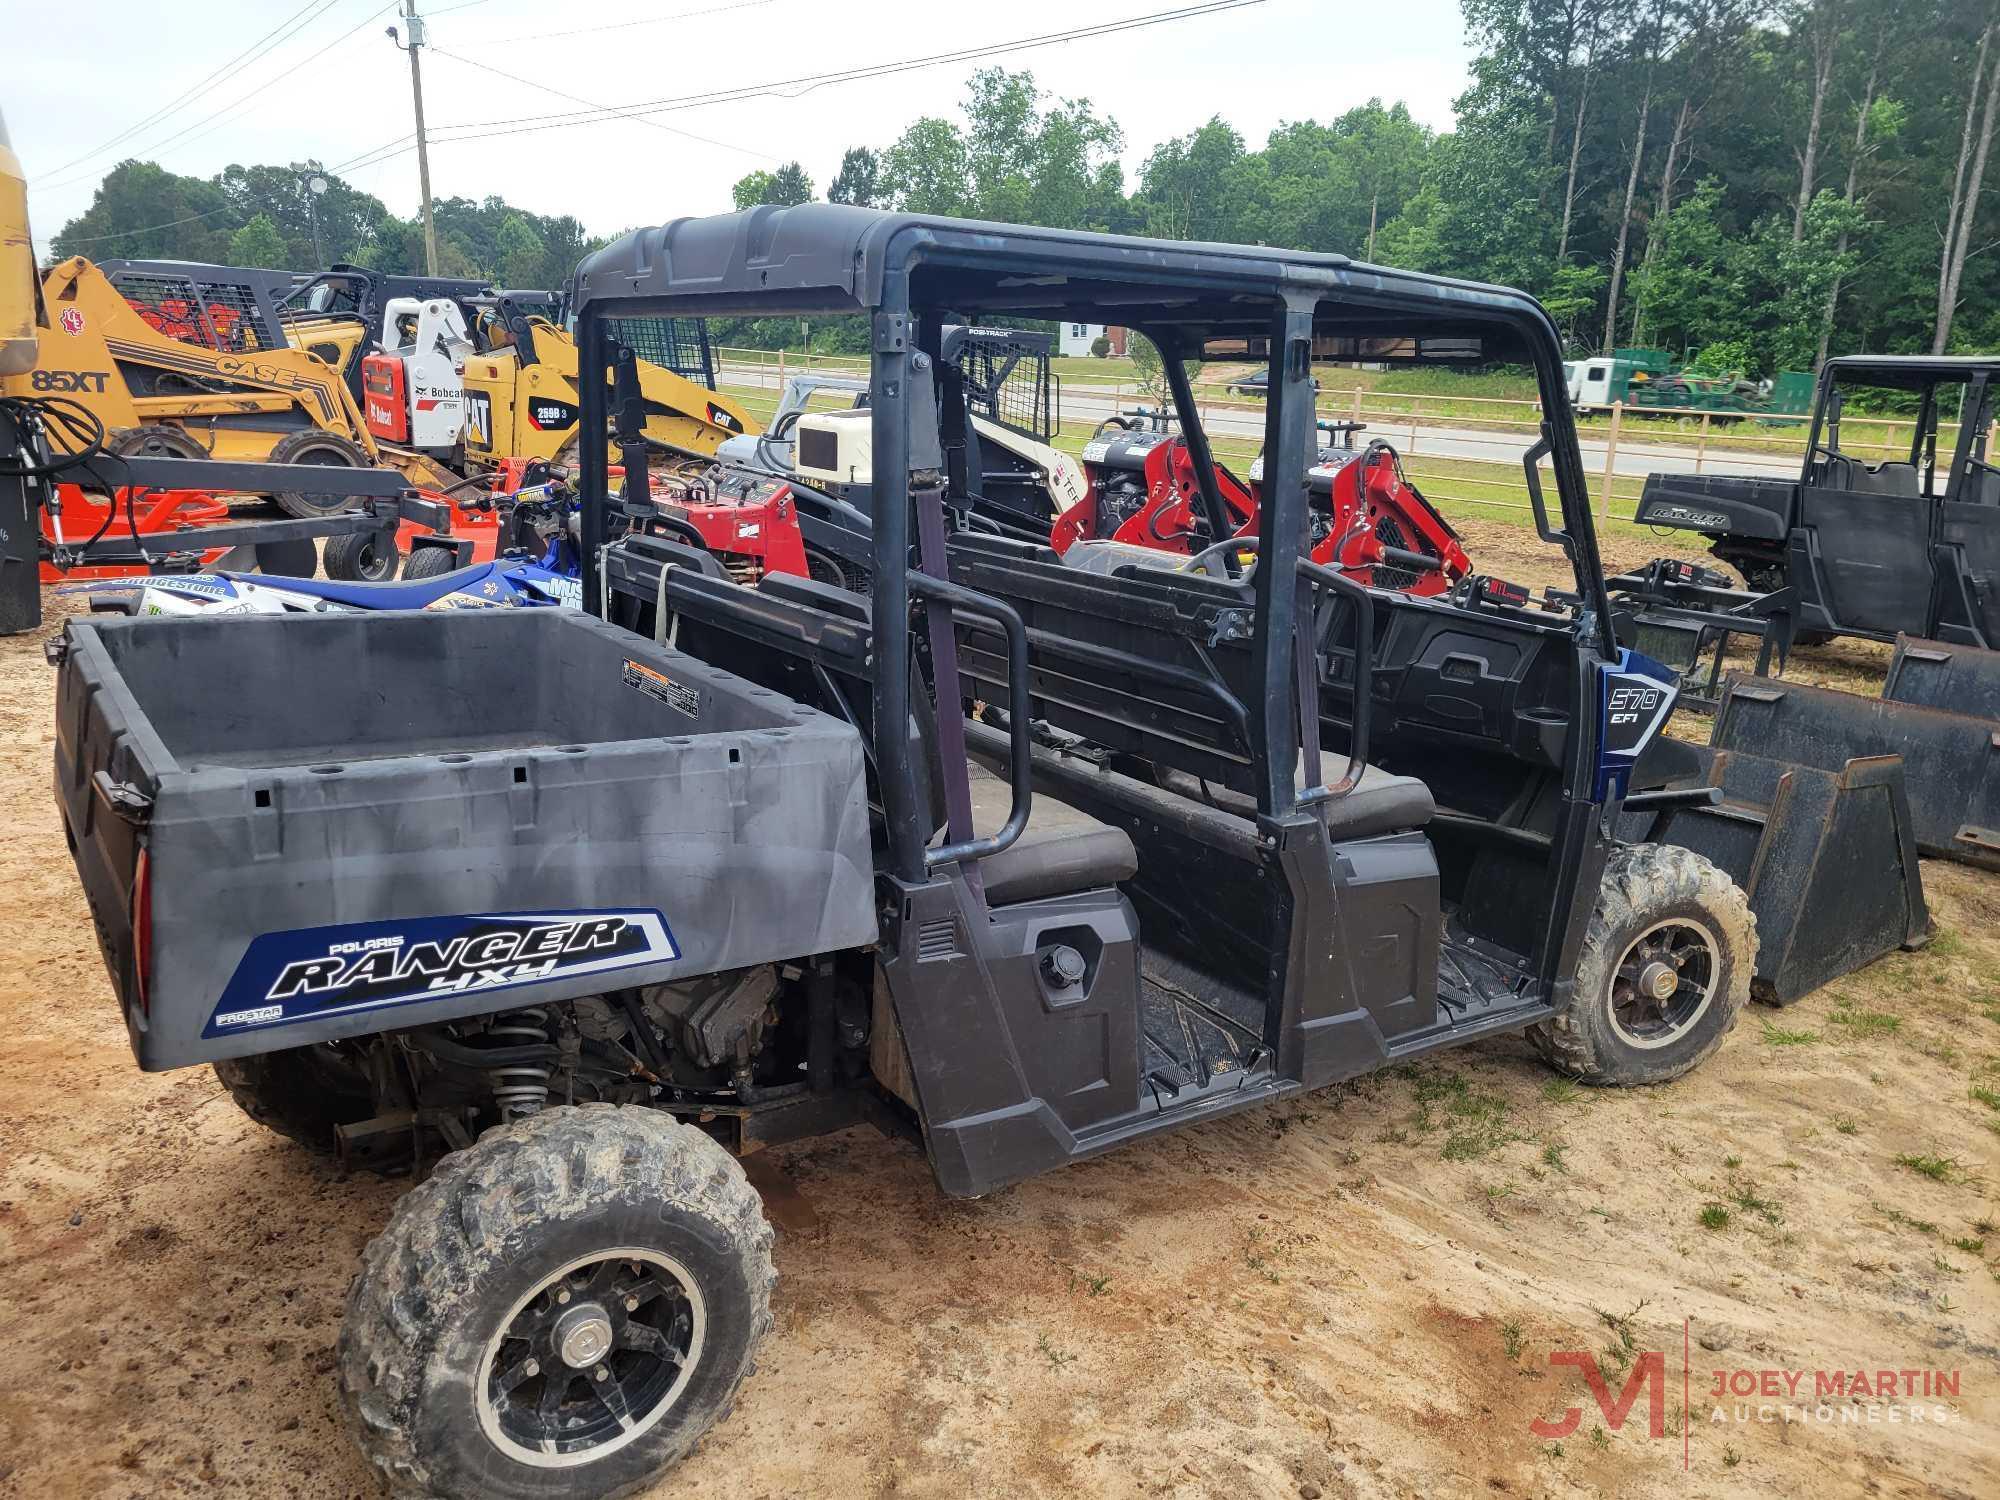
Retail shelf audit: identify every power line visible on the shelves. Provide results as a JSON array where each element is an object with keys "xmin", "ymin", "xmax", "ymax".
[
  {"xmin": 30, "ymin": 0, "xmax": 332, "ymax": 182},
  {"xmin": 456, "ymin": 0, "xmax": 779, "ymax": 48},
  {"xmin": 342, "ymin": 1, "xmax": 1265, "ymax": 169},
  {"xmin": 426, "ymin": 45, "xmax": 781, "ymax": 163},
  {"xmin": 124, "ymin": 2, "xmax": 405, "ymax": 168},
  {"xmin": 35, "ymin": 0, "xmax": 350, "ymax": 190}
]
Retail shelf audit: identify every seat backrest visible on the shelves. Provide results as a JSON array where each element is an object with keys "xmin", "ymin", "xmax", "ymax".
[
  {"xmin": 941, "ymin": 534, "xmax": 1315, "ymax": 796},
  {"xmin": 1853, "ymin": 460, "xmax": 1920, "ymax": 497}
]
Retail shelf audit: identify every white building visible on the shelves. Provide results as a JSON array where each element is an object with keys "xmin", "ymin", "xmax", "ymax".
[{"xmin": 1059, "ymin": 321, "xmax": 1106, "ymax": 358}]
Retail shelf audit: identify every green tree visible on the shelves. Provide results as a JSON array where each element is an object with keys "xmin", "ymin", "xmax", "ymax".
[
  {"xmin": 1626, "ymin": 179, "xmax": 1745, "ymax": 357},
  {"xmin": 827, "ymin": 147, "xmax": 883, "ymax": 206},
  {"xmin": 1136, "ymin": 118, "xmax": 1248, "ymax": 241},
  {"xmin": 1542, "ymin": 262, "xmax": 1609, "ymax": 348},
  {"xmin": 731, "ymin": 162, "xmax": 813, "ymax": 210},
  {"xmin": 227, "ymin": 213, "xmax": 289, "ymax": 269},
  {"xmin": 878, "ymin": 69, "xmax": 1121, "ymax": 227},
  {"xmin": 882, "ymin": 117, "xmax": 972, "ymax": 215},
  {"xmin": 495, "ymin": 213, "xmax": 546, "ymax": 288},
  {"xmin": 51, "ymin": 159, "xmax": 233, "ymax": 261}
]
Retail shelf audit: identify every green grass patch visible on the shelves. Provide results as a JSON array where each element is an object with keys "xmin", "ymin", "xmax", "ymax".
[
  {"xmin": 1830, "ymin": 1008, "xmax": 1902, "ymax": 1037},
  {"xmin": 1894, "ymin": 1152, "xmax": 1965, "ymax": 1184},
  {"xmin": 1759, "ymin": 1022, "xmax": 1820, "ymax": 1047},
  {"xmin": 1699, "ymin": 1204, "xmax": 1732, "ymax": 1230}
]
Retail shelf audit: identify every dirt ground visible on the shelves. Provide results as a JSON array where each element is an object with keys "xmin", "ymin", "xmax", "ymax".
[{"xmin": 4, "ymin": 537, "xmax": 1999, "ymax": 1499}]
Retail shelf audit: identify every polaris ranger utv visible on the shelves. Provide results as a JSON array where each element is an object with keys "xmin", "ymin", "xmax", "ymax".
[
  {"xmin": 1635, "ymin": 355, "xmax": 2000, "ymax": 645},
  {"xmin": 50, "ymin": 207, "xmax": 1753, "ymax": 1500}
]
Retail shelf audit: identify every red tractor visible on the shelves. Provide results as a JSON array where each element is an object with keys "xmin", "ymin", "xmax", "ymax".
[{"xmin": 1054, "ymin": 414, "xmax": 1470, "ymax": 595}]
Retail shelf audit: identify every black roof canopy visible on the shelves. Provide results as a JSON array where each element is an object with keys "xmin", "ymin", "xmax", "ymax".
[
  {"xmin": 573, "ymin": 204, "xmax": 1553, "ymax": 363},
  {"xmin": 1823, "ymin": 354, "xmax": 2000, "ymax": 390}
]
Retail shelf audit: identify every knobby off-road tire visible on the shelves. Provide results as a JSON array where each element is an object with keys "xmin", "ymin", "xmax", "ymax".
[
  {"xmin": 212, "ymin": 1044, "xmax": 375, "ymax": 1154},
  {"xmin": 1529, "ymin": 843, "xmax": 1755, "ymax": 1086},
  {"xmin": 339, "ymin": 1104, "xmax": 775, "ymax": 1500}
]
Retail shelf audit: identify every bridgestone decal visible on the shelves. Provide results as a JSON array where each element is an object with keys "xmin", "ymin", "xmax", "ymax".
[{"xmin": 204, "ymin": 909, "xmax": 677, "ymax": 1037}]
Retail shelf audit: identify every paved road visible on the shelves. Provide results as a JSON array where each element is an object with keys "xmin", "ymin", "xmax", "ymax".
[{"xmin": 717, "ymin": 362, "xmax": 1799, "ymax": 483}]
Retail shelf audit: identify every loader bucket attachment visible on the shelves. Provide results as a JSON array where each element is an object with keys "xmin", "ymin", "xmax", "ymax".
[
  {"xmin": 1883, "ymin": 635, "xmax": 2000, "ymax": 720},
  {"xmin": 1710, "ymin": 676, "xmax": 2000, "ymax": 870},
  {"xmin": 1621, "ymin": 745, "xmax": 1931, "ymax": 1005}
]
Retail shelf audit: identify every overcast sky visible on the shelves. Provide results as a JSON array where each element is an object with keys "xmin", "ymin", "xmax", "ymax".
[{"xmin": 14, "ymin": 0, "xmax": 1475, "ymax": 252}]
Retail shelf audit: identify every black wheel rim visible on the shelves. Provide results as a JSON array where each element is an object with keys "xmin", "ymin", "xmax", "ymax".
[
  {"xmin": 478, "ymin": 1249, "xmax": 704, "ymax": 1467},
  {"xmin": 354, "ymin": 538, "xmax": 392, "ymax": 580},
  {"xmin": 1607, "ymin": 917, "xmax": 1719, "ymax": 1049}
]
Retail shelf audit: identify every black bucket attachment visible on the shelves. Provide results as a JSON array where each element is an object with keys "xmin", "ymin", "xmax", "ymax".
[
  {"xmin": 1884, "ymin": 635, "xmax": 2000, "ymax": 720},
  {"xmin": 1711, "ymin": 675, "xmax": 2000, "ymax": 870},
  {"xmin": 1621, "ymin": 745, "xmax": 1931, "ymax": 1005}
]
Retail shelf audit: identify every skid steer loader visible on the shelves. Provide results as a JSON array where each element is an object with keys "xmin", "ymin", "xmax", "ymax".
[
  {"xmin": 3, "ymin": 257, "xmax": 453, "ymax": 516},
  {"xmin": 359, "ymin": 292, "xmax": 756, "ymax": 474},
  {"xmin": 452, "ymin": 293, "xmax": 754, "ymax": 469}
]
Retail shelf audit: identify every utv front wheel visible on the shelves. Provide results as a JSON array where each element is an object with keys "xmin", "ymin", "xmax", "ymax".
[
  {"xmin": 339, "ymin": 1105, "xmax": 774, "ymax": 1500},
  {"xmin": 1530, "ymin": 844, "xmax": 1754, "ymax": 1086}
]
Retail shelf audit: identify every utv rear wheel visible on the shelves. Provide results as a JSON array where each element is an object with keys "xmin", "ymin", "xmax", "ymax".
[
  {"xmin": 1530, "ymin": 844, "xmax": 1754, "ymax": 1086},
  {"xmin": 322, "ymin": 526, "xmax": 400, "ymax": 582},
  {"xmin": 213, "ymin": 1044, "xmax": 375, "ymax": 1154},
  {"xmin": 268, "ymin": 430, "xmax": 369, "ymax": 519},
  {"xmin": 339, "ymin": 1105, "xmax": 774, "ymax": 1500}
]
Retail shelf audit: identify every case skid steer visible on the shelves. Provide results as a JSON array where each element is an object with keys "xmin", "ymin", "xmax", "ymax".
[
  {"xmin": 52, "ymin": 207, "xmax": 1758, "ymax": 1500},
  {"xmin": 2, "ymin": 257, "xmax": 456, "ymax": 516}
]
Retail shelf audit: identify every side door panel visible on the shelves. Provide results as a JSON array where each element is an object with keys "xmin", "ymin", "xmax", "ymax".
[
  {"xmin": 1795, "ymin": 486, "xmax": 1932, "ymax": 636},
  {"xmin": 1936, "ymin": 500, "xmax": 2000, "ymax": 645}
]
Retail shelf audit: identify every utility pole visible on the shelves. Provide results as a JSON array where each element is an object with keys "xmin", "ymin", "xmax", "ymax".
[{"xmin": 389, "ymin": 0, "xmax": 439, "ymax": 275}]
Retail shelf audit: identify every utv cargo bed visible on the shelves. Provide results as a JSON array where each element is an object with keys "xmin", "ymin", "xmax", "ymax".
[{"xmin": 53, "ymin": 608, "xmax": 877, "ymax": 1070}]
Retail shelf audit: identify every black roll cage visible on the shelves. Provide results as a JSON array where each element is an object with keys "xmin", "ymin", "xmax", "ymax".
[
  {"xmin": 1804, "ymin": 356, "xmax": 2000, "ymax": 503},
  {"xmin": 573, "ymin": 210, "xmax": 1613, "ymax": 886}
]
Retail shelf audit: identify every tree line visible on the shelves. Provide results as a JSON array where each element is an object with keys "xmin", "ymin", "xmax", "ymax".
[
  {"xmin": 48, "ymin": 158, "xmax": 597, "ymax": 294},
  {"xmin": 45, "ymin": 0, "xmax": 1999, "ymax": 375},
  {"xmin": 733, "ymin": 1, "xmax": 1998, "ymax": 374}
]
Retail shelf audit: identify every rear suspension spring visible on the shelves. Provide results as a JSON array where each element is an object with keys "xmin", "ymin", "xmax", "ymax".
[{"xmin": 487, "ymin": 1008, "xmax": 553, "ymax": 1120}]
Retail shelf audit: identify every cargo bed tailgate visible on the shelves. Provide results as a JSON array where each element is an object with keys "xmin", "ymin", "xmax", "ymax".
[{"xmin": 51, "ymin": 608, "xmax": 879, "ymax": 1070}]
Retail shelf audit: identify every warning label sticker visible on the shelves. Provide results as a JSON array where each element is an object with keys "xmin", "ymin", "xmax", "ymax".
[{"xmin": 622, "ymin": 658, "xmax": 701, "ymax": 717}]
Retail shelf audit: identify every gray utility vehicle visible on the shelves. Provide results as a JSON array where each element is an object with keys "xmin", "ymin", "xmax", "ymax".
[
  {"xmin": 52, "ymin": 208, "xmax": 1754, "ymax": 1500},
  {"xmin": 1636, "ymin": 356, "xmax": 2000, "ymax": 646}
]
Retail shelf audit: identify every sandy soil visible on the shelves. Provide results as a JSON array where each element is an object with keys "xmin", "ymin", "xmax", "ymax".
[{"xmin": 3, "ymin": 556, "xmax": 1998, "ymax": 1500}]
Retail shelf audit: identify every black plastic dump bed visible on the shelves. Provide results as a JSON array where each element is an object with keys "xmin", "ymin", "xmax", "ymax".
[{"xmin": 53, "ymin": 609, "xmax": 877, "ymax": 1069}]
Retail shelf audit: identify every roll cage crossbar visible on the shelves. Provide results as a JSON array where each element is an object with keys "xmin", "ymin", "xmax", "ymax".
[{"xmin": 573, "ymin": 207, "xmax": 1613, "ymax": 885}]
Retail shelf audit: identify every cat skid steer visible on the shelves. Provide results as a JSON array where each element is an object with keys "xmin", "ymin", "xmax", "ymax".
[
  {"xmin": 358, "ymin": 291, "xmax": 758, "ymax": 475},
  {"xmin": 53, "ymin": 208, "xmax": 1756, "ymax": 1500}
]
